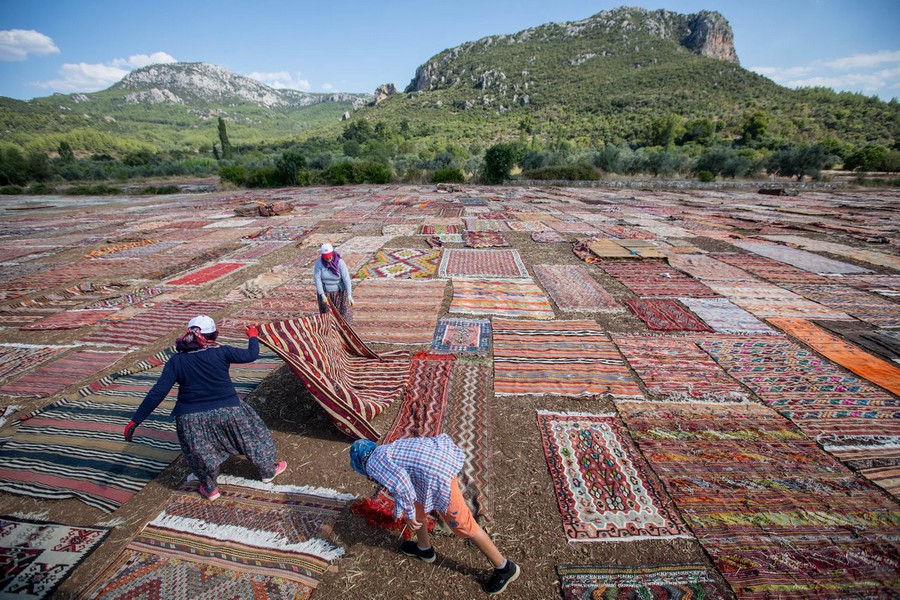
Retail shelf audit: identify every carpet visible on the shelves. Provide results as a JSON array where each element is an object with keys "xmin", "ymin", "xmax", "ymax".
[
  {"xmin": 531, "ymin": 230, "xmax": 567, "ymax": 243},
  {"xmin": 0, "ymin": 349, "xmax": 125, "ymax": 398},
  {"xmin": 812, "ymin": 319, "xmax": 900, "ymax": 364},
  {"xmin": 705, "ymin": 281, "xmax": 853, "ymax": 320},
  {"xmin": 430, "ymin": 318, "xmax": 492, "ymax": 355},
  {"xmin": 383, "ymin": 352, "xmax": 456, "ymax": 443},
  {"xmin": 337, "ymin": 234, "xmax": 394, "ymax": 253},
  {"xmin": 0, "ymin": 344, "xmax": 71, "ymax": 384},
  {"xmin": 784, "ymin": 284, "xmax": 900, "ymax": 328},
  {"xmin": 617, "ymin": 401, "xmax": 900, "ymax": 599},
  {"xmin": 420, "ymin": 224, "xmax": 461, "ymax": 235},
  {"xmin": 20, "ymin": 308, "xmax": 118, "ymax": 331},
  {"xmin": 677, "ymin": 297, "xmax": 777, "ymax": 335},
  {"xmin": 79, "ymin": 300, "xmax": 227, "ymax": 349},
  {"xmin": 557, "ymin": 564, "xmax": 729, "ymax": 600},
  {"xmin": 83, "ymin": 287, "xmax": 169, "ymax": 309},
  {"xmin": 351, "ymin": 278, "xmax": 446, "ymax": 345},
  {"xmin": 493, "ymin": 319, "xmax": 642, "ymax": 398},
  {"xmin": 597, "ymin": 260, "xmax": 719, "ymax": 297},
  {"xmin": 665, "ymin": 253, "xmax": 756, "ymax": 282},
  {"xmin": 355, "ymin": 248, "xmax": 442, "ymax": 279},
  {"xmin": 733, "ymin": 241, "xmax": 872, "ymax": 274},
  {"xmin": 626, "ymin": 299, "xmax": 713, "ymax": 332},
  {"xmin": 438, "ymin": 249, "xmax": 529, "ymax": 279},
  {"xmin": 533, "ymin": 264, "xmax": 620, "ymax": 312},
  {"xmin": 0, "ymin": 516, "xmax": 110, "ymax": 600},
  {"xmin": 165, "ymin": 261, "xmax": 252, "ymax": 286},
  {"xmin": 226, "ymin": 240, "xmax": 292, "ymax": 261},
  {"xmin": 586, "ymin": 238, "xmax": 641, "ymax": 258},
  {"xmin": 536, "ymin": 410, "xmax": 689, "ymax": 542},
  {"xmin": 767, "ymin": 317, "xmax": 900, "ymax": 395},
  {"xmin": 611, "ymin": 335, "xmax": 749, "ymax": 402},
  {"xmin": 80, "ymin": 477, "xmax": 354, "ymax": 600},
  {"xmin": 712, "ymin": 252, "xmax": 835, "ymax": 284},
  {"xmin": 462, "ymin": 231, "xmax": 509, "ymax": 248},
  {"xmin": 449, "ymin": 278, "xmax": 555, "ymax": 320}
]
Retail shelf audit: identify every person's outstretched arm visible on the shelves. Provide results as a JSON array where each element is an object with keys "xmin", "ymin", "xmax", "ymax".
[{"xmin": 125, "ymin": 360, "xmax": 177, "ymax": 440}]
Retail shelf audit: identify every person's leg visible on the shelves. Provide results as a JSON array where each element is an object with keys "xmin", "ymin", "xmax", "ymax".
[
  {"xmin": 176, "ymin": 412, "xmax": 230, "ymax": 493},
  {"xmin": 413, "ymin": 502, "xmax": 431, "ymax": 549},
  {"xmin": 227, "ymin": 403, "xmax": 279, "ymax": 480},
  {"xmin": 442, "ymin": 477, "xmax": 504, "ymax": 567}
]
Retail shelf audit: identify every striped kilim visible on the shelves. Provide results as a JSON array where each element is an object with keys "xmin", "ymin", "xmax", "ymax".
[
  {"xmin": 783, "ymin": 284, "xmax": 900, "ymax": 328},
  {"xmin": 20, "ymin": 308, "xmax": 118, "ymax": 330},
  {"xmin": 449, "ymin": 278, "xmax": 555, "ymax": 320},
  {"xmin": 352, "ymin": 278, "xmax": 446, "ymax": 345},
  {"xmin": 259, "ymin": 313, "xmax": 410, "ymax": 440},
  {"xmin": 226, "ymin": 241, "xmax": 292, "ymax": 261},
  {"xmin": 0, "ymin": 349, "xmax": 125, "ymax": 398},
  {"xmin": 165, "ymin": 261, "xmax": 252, "ymax": 286},
  {"xmin": 430, "ymin": 318, "xmax": 492, "ymax": 355},
  {"xmin": 383, "ymin": 352, "xmax": 456, "ymax": 443},
  {"xmin": 493, "ymin": 319, "xmax": 642, "ymax": 398},
  {"xmin": 705, "ymin": 281, "xmax": 853, "ymax": 320},
  {"xmin": 677, "ymin": 297, "xmax": 777, "ymax": 335},
  {"xmin": 618, "ymin": 401, "xmax": 900, "ymax": 599},
  {"xmin": 625, "ymin": 299, "xmax": 713, "ymax": 332},
  {"xmin": 596, "ymin": 260, "xmax": 719, "ymax": 297},
  {"xmin": 0, "ymin": 339, "xmax": 281, "ymax": 512},
  {"xmin": 533, "ymin": 264, "xmax": 620, "ymax": 312},
  {"xmin": 612, "ymin": 335, "xmax": 749, "ymax": 402},
  {"xmin": 537, "ymin": 411, "xmax": 689, "ymax": 541},
  {"xmin": 0, "ymin": 344, "xmax": 71, "ymax": 383},
  {"xmin": 438, "ymin": 249, "xmax": 529, "ymax": 279},
  {"xmin": 557, "ymin": 564, "xmax": 730, "ymax": 600},
  {"xmin": 665, "ymin": 253, "xmax": 756, "ymax": 282},
  {"xmin": 83, "ymin": 287, "xmax": 169, "ymax": 309},
  {"xmin": 80, "ymin": 477, "xmax": 354, "ymax": 600},
  {"xmin": 733, "ymin": 241, "xmax": 872, "ymax": 274},
  {"xmin": 711, "ymin": 252, "xmax": 837, "ymax": 285},
  {"xmin": 79, "ymin": 300, "xmax": 227, "ymax": 349},
  {"xmin": 354, "ymin": 248, "xmax": 442, "ymax": 279}
]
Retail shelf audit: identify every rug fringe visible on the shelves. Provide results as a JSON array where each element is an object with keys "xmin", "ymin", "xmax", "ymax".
[
  {"xmin": 215, "ymin": 474, "xmax": 357, "ymax": 501},
  {"xmin": 536, "ymin": 410, "xmax": 616, "ymax": 418},
  {"xmin": 150, "ymin": 513, "xmax": 346, "ymax": 560},
  {"xmin": 647, "ymin": 388, "xmax": 750, "ymax": 403},
  {"xmin": 9, "ymin": 510, "xmax": 49, "ymax": 521}
]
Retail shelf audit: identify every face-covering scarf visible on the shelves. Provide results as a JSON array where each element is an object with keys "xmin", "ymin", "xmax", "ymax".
[{"xmin": 322, "ymin": 251, "xmax": 343, "ymax": 276}]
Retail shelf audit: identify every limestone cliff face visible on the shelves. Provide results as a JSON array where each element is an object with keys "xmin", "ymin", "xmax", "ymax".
[{"xmin": 683, "ymin": 11, "xmax": 739, "ymax": 65}]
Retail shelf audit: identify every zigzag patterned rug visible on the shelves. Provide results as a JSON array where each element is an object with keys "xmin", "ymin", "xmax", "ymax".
[
  {"xmin": 537, "ymin": 410, "xmax": 689, "ymax": 542},
  {"xmin": 80, "ymin": 477, "xmax": 355, "ymax": 599},
  {"xmin": 383, "ymin": 352, "xmax": 456, "ymax": 443},
  {"xmin": 355, "ymin": 248, "xmax": 442, "ymax": 279},
  {"xmin": 557, "ymin": 564, "xmax": 729, "ymax": 600}
]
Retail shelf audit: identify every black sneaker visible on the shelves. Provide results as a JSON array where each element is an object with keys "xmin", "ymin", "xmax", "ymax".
[
  {"xmin": 399, "ymin": 540, "xmax": 436, "ymax": 563},
  {"xmin": 484, "ymin": 561, "xmax": 520, "ymax": 595}
]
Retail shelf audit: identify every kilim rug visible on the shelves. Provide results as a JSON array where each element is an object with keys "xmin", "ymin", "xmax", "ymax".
[
  {"xmin": 586, "ymin": 238, "xmax": 639, "ymax": 258},
  {"xmin": 0, "ymin": 344, "xmax": 71, "ymax": 384},
  {"xmin": 79, "ymin": 300, "xmax": 227, "ymax": 349},
  {"xmin": 0, "ymin": 349, "xmax": 126, "ymax": 398},
  {"xmin": 84, "ymin": 239, "xmax": 157, "ymax": 259},
  {"xmin": 354, "ymin": 248, "xmax": 441, "ymax": 279},
  {"xmin": 533, "ymin": 264, "xmax": 620, "ymax": 312},
  {"xmin": 383, "ymin": 352, "xmax": 456, "ymax": 443},
  {"xmin": 557, "ymin": 564, "xmax": 730, "ymax": 600},
  {"xmin": 705, "ymin": 281, "xmax": 853, "ymax": 320},
  {"xmin": 165, "ymin": 261, "xmax": 252, "ymax": 286},
  {"xmin": 430, "ymin": 318, "xmax": 492, "ymax": 355},
  {"xmin": 812, "ymin": 319, "xmax": 900, "ymax": 364},
  {"xmin": 493, "ymin": 320, "xmax": 642, "ymax": 398},
  {"xmin": 449, "ymin": 278, "xmax": 555, "ymax": 320},
  {"xmin": 733, "ymin": 241, "xmax": 872, "ymax": 274},
  {"xmin": 548, "ymin": 220, "xmax": 600, "ymax": 234},
  {"xmin": 462, "ymin": 231, "xmax": 509, "ymax": 248},
  {"xmin": 351, "ymin": 278, "xmax": 446, "ymax": 345},
  {"xmin": 536, "ymin": 411, "xmax": 689, "ymax": 541},
  {"xmin": 767, "ymin": 317, "xmax": 900, "ymax": 395},
  {"xmin": 420, "ymin": 224, "xmax": 461, "ymax": 235},
  {"xmin": 784, "ymin": 284, "xmax": 900, "ymax": 328},
  {"xmin": 20, "ymin": 308, "xmax": 118, "ymax": 331},
  {"xmin": 531, "ymin": 230, "xmax": 566, "ymax": 243},
  {"xmin": 507, "ymin": 221, "xmax": 550, "ymax": 232},
  {"xmin": 665, "ymin": 253, "xmax": 756, "ymax": 282},
  {"xmin": 336, "ymin": 235, "xmax": 394, "ymax": 253},
  {"xmin": 597, "ymin": 260, "xmax": 719, "ymax": 297},
  {"xmin": 677, "ymin": 297, "xmax": 777, "ymax": 335},
  {"xmin": 226, "ymin": 240, "xmax": 292, "ymax": 261},
  {"xmin": 711, "ymin": 252, "xmax": 835, "ymax": 285},
  {"xmin": 618, "ymin": 401, "xmax": 900, "ymax": 599},
  {"xmin": 79, "ymin": 477, "xmax": 355, "ymax": 600},
  {"xmin": 438, "ymin": 249, "xmax": 529, "ymax": 279},
  {"xmin": 0, "ymin": 516, "xmax": 110, "ymax": 600},
  {"xmin": 611, "ymin": 335, "xmax": 749, "ymax": 402},
  {"xmin": 626, "ymin": 299, "xmax": 713, "ymax": 332},
  {"xmin": 83, "ymin": 287, "xmax": 169, "ymax": 309}
]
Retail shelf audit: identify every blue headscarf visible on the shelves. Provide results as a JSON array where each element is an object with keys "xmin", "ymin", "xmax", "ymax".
[{"xmin": 350, "ymin": 439, "xmax": 377, "ymax": 477}]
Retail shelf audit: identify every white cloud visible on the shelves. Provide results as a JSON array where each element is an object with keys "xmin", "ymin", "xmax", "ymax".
[
  {"xmin": 751, "ymin": 49, "xmax": 900, "ymax": 99},
  {"xmin": 0, "ymin": 29, "xmax": 59, "ymax": 61},
  {"xmin": 31, "ymin": 51, "xmax": 178, "ymax": 93},
  {"xmin": 321, "ymin": 83, "xmax": 334, "ymax": 91},
  {"xmin": 246, "ymin": 70, "xmax": 311, "ymax": 91}
]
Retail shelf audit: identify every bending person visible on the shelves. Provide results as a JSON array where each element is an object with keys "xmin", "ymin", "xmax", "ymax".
[
  {"xmin": 350, "ymin": 434, "xmax": 520, "ymax": 595},
  {"xmin": 124, "ymin": 315, "xmax": 286, "ymax": 500},
  {"xmin": 313, "ymin": 242, "xmax": 354, "ymax": 322}
]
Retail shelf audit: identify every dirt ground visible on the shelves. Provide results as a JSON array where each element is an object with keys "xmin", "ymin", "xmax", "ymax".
[{"xmin": 2, "ymin": 184, "xmax": 894, "ymax": 599}]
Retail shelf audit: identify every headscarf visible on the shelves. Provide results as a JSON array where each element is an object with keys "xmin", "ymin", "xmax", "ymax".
[
  {"xmin": 321, "ymin": 250, "xmax": 343, "ymax": 277},
  {"xmin": 350, "ymin": 439, "xmax": 377, "ymax": 477},
  {"xmin": 175, "ymin": 327, "xmax": 220, "ymax": 353}
]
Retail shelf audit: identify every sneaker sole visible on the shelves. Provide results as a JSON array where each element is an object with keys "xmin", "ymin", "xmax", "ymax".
[
  {"xmin": 487, "ymin": 566, "xmax": 520, "ymax": 595},
  {"xmin": 400, "ymin": 548, "xmax": 436, "ymax": 564}
]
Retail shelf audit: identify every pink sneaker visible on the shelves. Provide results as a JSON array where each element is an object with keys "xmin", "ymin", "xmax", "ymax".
[
  {"xmin": 262, "ymin": 460, "xmax": 287, "ymax": 483},
  {"xmin": 199, "ymin": 485, "xmax": 220, "ymax": 501}
]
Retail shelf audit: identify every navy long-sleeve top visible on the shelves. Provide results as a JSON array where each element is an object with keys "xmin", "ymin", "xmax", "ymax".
[{"xmin": 131, "ymin": 338, "xmax": 260, "ymax": 424}]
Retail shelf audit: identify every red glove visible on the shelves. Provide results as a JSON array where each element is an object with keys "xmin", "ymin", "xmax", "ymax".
[
  {"xmin": 246, "ymin": 325, "xmax": 259, "ymax": 338},
  {"xmin": 124, "ymin": 420, "xmax": 138, "ymax": 442}
]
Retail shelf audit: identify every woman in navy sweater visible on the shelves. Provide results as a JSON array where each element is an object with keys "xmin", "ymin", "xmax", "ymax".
[{"xmin": 124, "ymin": 315, "xmax": 285, "ymax": 500}]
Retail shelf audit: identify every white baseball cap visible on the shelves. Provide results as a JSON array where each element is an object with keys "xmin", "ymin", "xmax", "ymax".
[
  {"xmin": 320, "ymin": 243, "xmax": 334, "ymax": 255},
  {"xmin": 187, "ymin": 315, "xmax": 216, "ymax": 334}
]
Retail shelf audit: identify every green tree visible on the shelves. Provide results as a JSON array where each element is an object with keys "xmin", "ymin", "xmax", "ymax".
[
  {"xmin": 681, "ymin": 118, "xmax": 715, "ymax": 146},
  {"xmin": 275, "ymin": 148, "xmax": 307, "ymax": 185},
  {"xmin": 844, "ymin": 144, "xmax": 888, "ymax": 172},
  {"xmin": 739, "ymin": 111, "xmax": 770, "ymax": 145},
  {"xmin": 57, "ymin": 140, "xmax": 75, "ymax": 162},
  {"xmin": 26, "ymin": 150, "xmax": 51, "ymax": 182},
  {"xmin": 481, "ymin": 142, "xmax": 523, "ymax": 184},
  {"xmin": 765, "ymin": 144, "xmax": 828, "ymax": 181},
  {"xmin": 0, "ymin": 147, "xmax": 29, "ymax": 186},
  {"xmin": 648, "ymin": 114, "xmax": 685, "ymax": 149},
  {"xmin": 217, "ymin": 117, "xmax": 233, "ymax": 160}
]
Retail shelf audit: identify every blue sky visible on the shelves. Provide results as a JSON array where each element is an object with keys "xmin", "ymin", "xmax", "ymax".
[{"xmin": 1, "ymin": 1, "xmax": 898, "ymax": 101}]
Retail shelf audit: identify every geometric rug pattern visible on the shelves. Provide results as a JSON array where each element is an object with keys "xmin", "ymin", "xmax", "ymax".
[
  {"xmin": 596, "ymin": 260, "xmax": 719, "ymax": 297},
  {"xmin": 618, "ymin": 401, "xmax": 900, "ymax": 599},
  {"xmin": 355, "ymin": 248, "xmax": 442, "ymax": 279},
  {"xmin": 0, "ymin": 349, "xmax": 126, "ymax": 398},
  {"xmin": 430, "ymin": 318, "xmax": 492, "ymax": 355},
  {"xmin": 533, "ymin": 264, "xmax": 620, "ymax": 312},
  {"xmin": 449, "ymin": 278, "xmax": 555, "ymax": 320},
  {"xmin": 625, "ymin": 298, "xmax": 713, "ymax": 332},
  {"xmin": 438, "ymin": 249, "xmax": 529, "ymax": 279},
  {"xmin": 493, "ymin": 320, "xmax": 643, "ymax": 398},
  {"xmin": 536, "ymin": 411, "xmax": 689, "ymax": 542},
  {"xmin": 784, "ymin": 284, "xmax": 900, "ymax": 328},
  {"xmin": 556, "ymin": 563, "xmax": 730, "ymax": 600}
]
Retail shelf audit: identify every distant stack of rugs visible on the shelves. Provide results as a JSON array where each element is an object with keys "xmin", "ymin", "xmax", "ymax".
[{"xmin": 0, "ymin": 184, "xmax": 897, "ymax": 598}]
